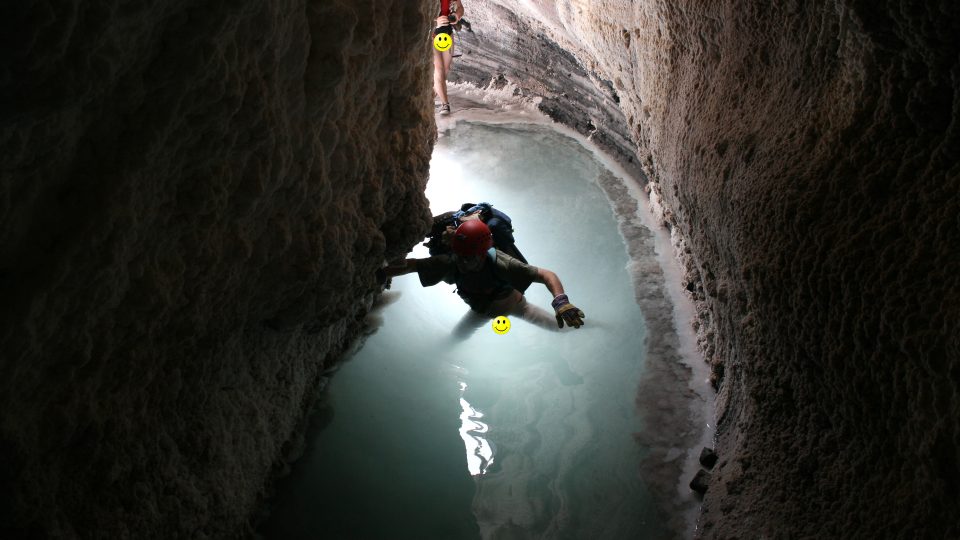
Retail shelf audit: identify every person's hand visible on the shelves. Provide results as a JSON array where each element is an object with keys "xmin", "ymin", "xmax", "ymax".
[
  {"xmin": 436, "ymin": 15, "xmax": 451, "ymax": 27},
  {"xmin": 375, "ymin": 268, "xmax": 391, "ymax": 289},
  {"xmin": 551, "ymin": 294, "xmax": 585, "ymax": 329},
  {"xmin": 556, "ymin": 304, "xmax": 585, "ymax": 328},
  {"xmin": 441, "ymin": 225, "xmax": 457, "ymax": 246}
]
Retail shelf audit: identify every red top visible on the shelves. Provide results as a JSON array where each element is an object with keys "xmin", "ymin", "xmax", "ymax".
[{"xmin": 439, "ymin": 0, "xmax": 450, "ymax": 17}]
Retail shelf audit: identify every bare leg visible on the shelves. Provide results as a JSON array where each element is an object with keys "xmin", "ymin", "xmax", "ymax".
[
  {"xmin": 443, "ymin": 41, "xmax": 455, "ymax": 73},
  {"xmin": 508, "ymin": 296, "xmax": 560, "ymax": 332},
  {"xmin": 433, "ymin": 47, "xmax": 449, "ymax": 104},
  {"xmin": 442, "ymin": 44, "xmax": 454, "ymax": 109},
  {"xmin": 510, "ymin": 296, "xmax": 582, "ymax": 385},
  {"xmin": 451, "ymin": 309, "xmax": 489, "ymax": 340}
]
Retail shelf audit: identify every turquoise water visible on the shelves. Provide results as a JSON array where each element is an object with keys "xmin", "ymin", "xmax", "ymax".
[{"xmin": 259, "ymin": 122, "xmax": 671, "ymax": 539}]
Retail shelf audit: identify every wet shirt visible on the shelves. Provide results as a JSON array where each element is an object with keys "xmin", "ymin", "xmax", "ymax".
[{"xmin": 416, "ymin": 249, "xmax": 540, "ymax": 309}]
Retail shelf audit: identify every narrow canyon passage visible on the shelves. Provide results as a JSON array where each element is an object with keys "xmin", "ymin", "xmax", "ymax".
[
  {"xmin": 3, "ymin": 1, "xmax": 957, "ymax": 538},
  {"xmin": 258, "ymin": 120, "xmax": 704, "ymax": 538}
]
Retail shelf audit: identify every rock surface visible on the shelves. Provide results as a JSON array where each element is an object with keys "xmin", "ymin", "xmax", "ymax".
[
  {"xmin": 450, "ymin": 5, "xmax": 644, "ymax": 180},
  {"xmin": 455, "ymin": 0, "xmax": 960, "ymax": 538},
  {"xmin": 2, "ymin": 0, "xmax": 959, "ymax": 538},
  {"xmin": 699, "ymin": 447, "xmax": 718, "ymax": 469},
  {"xmin": 0, "ymin": 1, "xmax": 433, "ymax": 537},
  {"xmin": 689, "ymin": 469, "xmax": 712, "ymax": 495}
]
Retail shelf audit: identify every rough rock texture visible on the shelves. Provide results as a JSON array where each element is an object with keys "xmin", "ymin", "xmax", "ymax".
[
  {"xmin": 0, "ymin": 1, "xmax": 433, "ymax": 537},
  {"xmin": 450, "ymin": 9, "xmax": 704, "ymax": 534},
  {"xmin": 3, "ymin": 0, "xmax": 959, "ymax": 538},
  {"xmin": 449, "ymin": 4, "xmax": 644, "ymax": 181},
  {"xmin": 594, "ymin": 169, "xmax": 703, "ymax": 535},
  {"xmin": 455, "ymin": 0, "xmax": 960, "ymax": 537}
]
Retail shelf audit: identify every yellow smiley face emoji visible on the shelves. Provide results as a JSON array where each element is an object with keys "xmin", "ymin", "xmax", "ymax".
[
  {"xmin": 434, "ymin": 33, "xmax": 452, "ymax": 52},
  {"xmin": 492, "ymin": 316, "xmax": 511, "ymax": 335}
]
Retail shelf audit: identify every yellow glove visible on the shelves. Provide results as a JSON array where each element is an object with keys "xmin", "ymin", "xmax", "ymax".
[{"xmin": 552, "ymin": 294, "xmax": 585, "ymax": 329}]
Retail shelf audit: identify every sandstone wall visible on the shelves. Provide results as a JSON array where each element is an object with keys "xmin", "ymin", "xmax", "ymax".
[
  {"xmin": 465, "ymin": 0, "xmax": 959, "ymax": 537},
  {"xmin": 449, "ymin": 3, "xmax": 644, "ymax": 180},
  {"xmin": 0, "ymin": 1, "xmax": 434, "ymax": 537}
]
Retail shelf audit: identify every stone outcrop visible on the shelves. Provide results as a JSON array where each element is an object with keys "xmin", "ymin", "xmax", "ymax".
[
  {"xmin": 0, "ymin": 1, "xmax": 433, "ymax": 537},
  {"xmin": 457, "ymin": 1, "xmax": 960, "ymax": 538}
]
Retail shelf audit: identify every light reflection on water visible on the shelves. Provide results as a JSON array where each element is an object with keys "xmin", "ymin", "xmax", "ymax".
[
  {"xmin": 458, "ymin": 381, "xmax": 494, "ymax": 476},
  {"xmin": 258, "ymin": 121, "xmax": 673, "ymax": 540}
]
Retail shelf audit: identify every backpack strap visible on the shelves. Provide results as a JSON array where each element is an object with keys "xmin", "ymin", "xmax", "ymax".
[
  {"xmin": 486, "ymin": 246, "xmax": 498, "ymax": 264},
  {"xmin": 485, "ymin": 248, "xmax": 513, "ymax": 289}
]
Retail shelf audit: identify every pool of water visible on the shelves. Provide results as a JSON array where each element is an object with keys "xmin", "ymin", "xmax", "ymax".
[{"xmin": 258, "ymin": 122, "xmax": 678, "ymax": 539}]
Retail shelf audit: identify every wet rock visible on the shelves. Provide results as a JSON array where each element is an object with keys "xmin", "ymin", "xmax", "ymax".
[
  {"xmin": 490, "ymin": 73, "xmax": 509, "ymax": 90},
  {"xmin": 700, "ymin": 447, "xmax": 718, "ymax": 469},
  {"xmin": 690, "ymin": 469, "xmax": 712, "ymax": 494}
]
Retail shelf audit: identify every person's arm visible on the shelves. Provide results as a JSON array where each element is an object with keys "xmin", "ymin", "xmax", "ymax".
[
  {"xmin": 453, "ymin": 1, "xmax": 464, "ymax": 23},
  {"xmin": 534, "ymin": 268, "xmax": 565, "ymax": 297},
  {"xmin": 375, "ymin": 259, "xmax": 416, "ymax": 289},
  {"xmin": 378, "ymin": 255, "xmax": 455, "ymax": 289},
  {"xmin": 381, "ymin": 259, "xmax": 418, "ymax": 279},
  {"xmin": 534, "ymin": 267, "xmax": 585, "ymax": 329}
]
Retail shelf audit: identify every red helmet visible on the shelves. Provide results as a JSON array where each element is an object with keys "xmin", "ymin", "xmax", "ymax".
[{"xmin": 451, "ymin": 220, "xmax": 493, "ymax": 256}]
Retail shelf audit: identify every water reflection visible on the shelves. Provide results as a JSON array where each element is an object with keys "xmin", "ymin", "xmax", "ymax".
[
  {"xmin": 458, "ymin": 381, "xmax": 494, "ymax": 476},
  {"xmin": 258, "ymin": 121, "xmax": 673, "ymax": 539}
]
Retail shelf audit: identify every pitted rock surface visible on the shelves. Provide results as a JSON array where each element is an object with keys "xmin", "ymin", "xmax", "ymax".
[
  {"xmin": 2, "ymin": 1, "xmax": 959, "ymax": 538},
  {"xmin": 458, "ymin": 1, "xmax": 959, "ymax": 538},
  {"xmin": 1, "ymin": 1, "xmax": 433, "ymax": 537}
]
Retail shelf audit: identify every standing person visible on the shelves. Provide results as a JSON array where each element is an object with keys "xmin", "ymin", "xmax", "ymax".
[
  {"xmin": 433, "ymin": 0, "xmax": 464, "ymax": 115},
  {"xmin": 378, "ymin": 220, "xmax": 586, "ymax": 332}
]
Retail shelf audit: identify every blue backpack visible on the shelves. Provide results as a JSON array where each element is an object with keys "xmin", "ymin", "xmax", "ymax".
[
  {"xmin": 426, "ymin": 203, "xmax": 526, "ymax": 260},
  {"xmin": 424, "ymin": 202, "xmax": 531, "ymax": 292}
]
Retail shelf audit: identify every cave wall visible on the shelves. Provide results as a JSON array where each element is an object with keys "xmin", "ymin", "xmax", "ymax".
[
  {"xmin": 2, "ymin": 0, "xmax": 958, "ymax": 537},
  {"xmin": 621, "ymin": 4, "xmax": 960, "ymax": 537},
  {"xmin": 460, "ymin": 0, "xmax": 960, "ymax": 537},
  {"xmin": 449, "ymin": 4, "xmax": 644, "ymax": 181},
  {"xmin": 0, "ymin": 1, "xmax": 433, "ymax": 537}
]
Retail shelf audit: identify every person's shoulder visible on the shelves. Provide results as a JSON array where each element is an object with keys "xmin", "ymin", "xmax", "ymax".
[
  {"xmin": 492, "ymin": 249, "xmax": 539, "ymax": 282},
  {"xmin": 493, "ymin": 249, "xmax": 527, "ymax": 268}
]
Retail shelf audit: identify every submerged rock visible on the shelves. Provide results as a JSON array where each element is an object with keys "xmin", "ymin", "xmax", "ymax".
[
  {"xmin": 700, "ymin": 447, "xmax": 719, "ymax": 469},
  {"xmin": 690, "ymin": 469, "xmax": 712, "ymax": 494}
]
